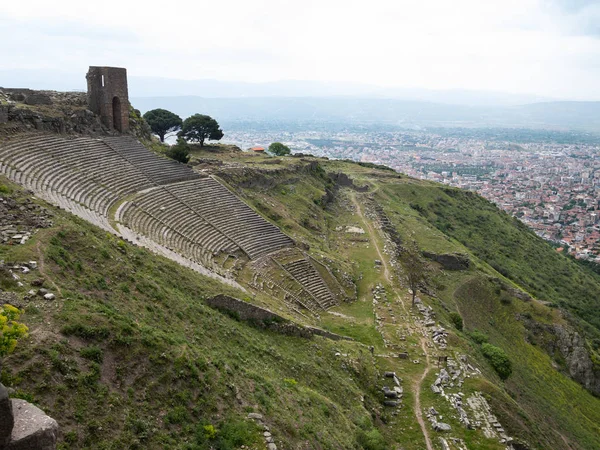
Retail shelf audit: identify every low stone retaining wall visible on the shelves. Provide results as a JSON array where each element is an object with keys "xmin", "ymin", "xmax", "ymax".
[{"xmin": 206, "ymin": 295, "xmax": 352, "ymax": 341}]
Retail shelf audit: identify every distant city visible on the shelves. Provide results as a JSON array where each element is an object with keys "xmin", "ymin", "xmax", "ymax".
[{"xmin": 222, "ymin": 126, "xmax": 600, "ymax": 262}]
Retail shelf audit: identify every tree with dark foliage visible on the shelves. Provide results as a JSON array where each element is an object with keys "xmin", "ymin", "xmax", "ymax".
[
  {"xmin": 180, "ymin": 114, "xmax": 224, "ymax": 147},
  {"xmin": 268, "ymin": 142, "xmax": 291, "ymax": 156},
  {"xmin": 143, "ymin": 109, "xmax": 183, "ymax": 142},
  {"xmin": 398, "ymin": 240, "xmax": 429, "ymax": 306}
]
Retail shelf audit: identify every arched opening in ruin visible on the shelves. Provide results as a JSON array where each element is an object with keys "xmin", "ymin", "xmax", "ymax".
[{"xmin": 112, "ymin": 96, "xmax": 122, "ymax": 132}]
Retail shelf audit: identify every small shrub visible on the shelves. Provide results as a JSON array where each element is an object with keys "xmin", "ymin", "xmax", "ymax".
[
  {"xmin": 468, "ymin": 329, "xmax": 489, "ymax": 344},
  {"xmin": 194, "ymin": 419, "xmax": 261, "ymax": 450},
  {"xmin": 356, "ymin": 427, "xmax": 387, "ymax": 450},
  {"xmin": 203, "ymin": 424, "xmax": 217, "ymax": 440},
  {"xmin": 481, "ymin": 343, "xmax": 512, "ymax": 380},
  {"xmin": 499, "ymin": 292, "xmax": 512, "ymax": 305},
  {"xmin": 0, "ymin": 304, "xmax": 29, "ymax": 357},
  {"xmin": 219, "ymin": 420, "xmax": 260, "ymax": 448},
  {"xmin": 166, "ymin": 138, "xmax": 191, "ymax": 164},
  {"xmin": 449, "ymin": 312, "xmax": 463, "ymax": 331},
  {"xmin": 165, "ymin": 406, "xmax": 189, "ymax": 425},
  {"xmin": 283, "ymin": 378, "xmax": 297, "ymax": 388},
  {"xmin": 80, "ymin": 346, "xmax": 103, "ymax": 363},
  {"xmin": 62, "ymin": 324, "xmax": 110, "ymax": 340}
]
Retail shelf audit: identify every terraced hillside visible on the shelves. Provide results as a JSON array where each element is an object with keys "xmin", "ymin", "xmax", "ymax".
[
  {"xmin": 2, "ymin": 141, "xmax": 600, "ymax": 449},
  {"xmin": 186, "ymin": 146, "xmax": 600, "ymax": 450},
  {"xmin": 0, "ymin": 133, "xmax": 338, "ymax": 309}
]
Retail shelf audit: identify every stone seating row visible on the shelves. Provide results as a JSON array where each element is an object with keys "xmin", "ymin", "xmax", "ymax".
[
  {"xmin": 165, "ymin": 179, "xmax": 294, "ymax": 259},
  {"xmin": 0, "ymin": 143, "xmax": 118, "ymax": 215},
  {"xmin": 282, "ymin": 258, "xmax": 337, "ymax": 309},
  {"xmin": 124, "ymin": 188, "xmax": 239, "ymax": 254},
  {"xmin": 257, "ymin": 259, "xmax": 323, "ymax": 314},
  {"xmin": 103, "ymin": 137, "xmax": 200, "ymax": 186},
  {"xmin": 119, "ymin": 199, "xmax": 238, "ymax": 268}
]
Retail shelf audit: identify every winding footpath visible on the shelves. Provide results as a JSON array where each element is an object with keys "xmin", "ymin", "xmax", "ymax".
[{"xmin": 351, "ymin": 193, "xmax": 434, "ymax": 450}]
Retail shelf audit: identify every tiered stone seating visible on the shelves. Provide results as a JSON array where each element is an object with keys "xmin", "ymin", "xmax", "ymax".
[
  {"xmin": 282, "ymin": 258, "xmax": 337, "ymax": 309},
  {"xmin": 103, "ymin": 137, "xmax": 200, "ymax": 185},
  {"xmin": 118, "ymin": 200, "xmax": 221, "ymax": 268},
  {"xmin": 1, "ymin": 133, "xmax": 339, "ymax": 306},
  {"xmin": 251, "ymin": 257, "xmax": 322, "ymax": 315},
  {"xmin": 119, "ymin": 185, "xmax": 239, "ymax": 252},
  {"xmin": 166, "ymin": 178, "xmax": 294, "ymax": 259},
  {"xmin": 0, "ymin": 136, "xmax": 119, "ymax": 216}
]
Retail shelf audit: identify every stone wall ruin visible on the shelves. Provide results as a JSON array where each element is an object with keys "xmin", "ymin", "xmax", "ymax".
[{"xmin": 86, "ymin": 66, "xmax": 130, "ymax": 132}]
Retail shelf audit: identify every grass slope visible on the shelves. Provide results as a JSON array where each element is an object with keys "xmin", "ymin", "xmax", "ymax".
[
  {"xmin": 0, "ymin": 177, "xmax": 386, "ymax": 450},
  {"xmin": 214, "ymin": 155, "xmax": 600, "ymax": 449}
]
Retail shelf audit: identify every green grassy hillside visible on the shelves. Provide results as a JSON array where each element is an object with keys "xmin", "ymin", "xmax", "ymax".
[
  {"xmin": 395, "ymin": 183, "xmax": 600, "ymax": 337},
  {"xmin": 199, "ymin": 150, "xmax": 600, "ymax": 449},
  {"xmin": 3, "ymin": 144, "xmax": 600, "ymax": 450},
  {"xmin": 0, "ymin": 177, "xmax": 385, "ymax": 450}
]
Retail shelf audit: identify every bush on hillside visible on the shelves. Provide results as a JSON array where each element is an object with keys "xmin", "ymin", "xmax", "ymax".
[
  {"xmin": 356, "ymin": 427, "xmax": 387, "ymax": 450},
  {"xmin": 166, "ymin": 138, "xmax": 191, "ymax": 164},
  {"xmin": 468, "ymin": 329, "xmax": 489, "ymax": 344},
  {"xmin": 192, "ymin": 418, "xmax": 262, "ymax": 450},
  {"xmin": 481, "ymin": 343, "xmax": 512, "ymax": 380},
  {"xmin": 0, "ymin": 304, "xmax": 28, "ymax": 357},
  {"xmin": 449, "ymin": 312, "xmax": 463, "ymax": 331},
  {"xmin": 268, "ymin": 142, "xmax": 291, "ymax": 156}
]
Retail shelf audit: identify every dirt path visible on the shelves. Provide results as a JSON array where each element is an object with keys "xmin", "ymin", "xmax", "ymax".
[
  {"xmin": 351, "ymin": 192, "xmax": 434, "ymax": 450},
  {"xmin": 416, "ymin": 337, "xmax": 434, "ymax": 450},
  {"xmin": 350, "ymin": 194, "xmax": 392, "ymax": 282}
]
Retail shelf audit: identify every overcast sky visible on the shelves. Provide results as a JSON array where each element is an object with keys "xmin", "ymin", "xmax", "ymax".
[{"xmin": 1, "ymin": 0, "xmax": 599, "ymax": 100}]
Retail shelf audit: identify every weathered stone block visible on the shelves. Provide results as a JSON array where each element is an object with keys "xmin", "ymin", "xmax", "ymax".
[
  {"xmin": 24, "ymin": 93, "xmax": 52, "ymax": 106},
  {"xmin": 7, "ymin": 399, "xmax": 58, "ymax": 450}
]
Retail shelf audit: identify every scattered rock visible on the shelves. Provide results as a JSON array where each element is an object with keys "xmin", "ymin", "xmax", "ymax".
[
  {"xmin": 8, "ymin": 399, "xmax": 58, "ymax": 450},
  {"xmin": 434, "ymin": 422, "xmax": 452, "ymax": 432}
]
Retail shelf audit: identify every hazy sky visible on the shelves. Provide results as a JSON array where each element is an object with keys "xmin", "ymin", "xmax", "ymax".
[{"xmin": 1, "ymin": 0, "xmax": 599, "ymax": 99}]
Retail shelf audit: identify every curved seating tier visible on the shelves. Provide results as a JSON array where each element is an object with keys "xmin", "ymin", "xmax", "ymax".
[
  {"xmin": 165, "ymin": 179, "xmax": 294, "ymax": 259},
  {"xmin": 0, "ymin": 134, "xmax": 202, "ymax": 217},
  {"xmin": 0, "ymin": 133, "xmax": 340, "ymax": 309},
  {"xmin": 282, "ymin": 258, "xmax": 337, "ymax": 309}
]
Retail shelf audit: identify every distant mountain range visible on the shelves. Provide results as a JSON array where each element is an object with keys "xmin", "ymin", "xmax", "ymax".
[
  {"xmin": 2, "ymin": 68, "xmax": 599, "ymax": 132},
  {"xmin": 0, "ymin": 68, "xmax": 552, "ymax": 105},
  {"xmin": 130, "ymin": 96, "xmax": 600, "ymax": 133}
]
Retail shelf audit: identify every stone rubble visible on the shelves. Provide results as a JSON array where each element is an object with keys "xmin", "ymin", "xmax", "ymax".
[
  {"xmin": 247, "ymin": 413, "xmax": 278, "ymax": 450},
  {"xmin": 381, "ymin": 371, "xmax": 404, "ymax": 412}
]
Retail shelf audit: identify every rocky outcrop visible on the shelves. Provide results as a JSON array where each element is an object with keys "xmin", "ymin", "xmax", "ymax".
[
  {"xmin": 0, "ymin": 88, "xmax": 107, "ymax": 135},
  {"xmin": 552, "ymin": 325, "xmax": 600, "ymax": 396},
  {"xmin": 0, "ymin": 383, "xmax": 58, "ymax": 450},
  {"xmin": 423, "ymin": 252, "xmax": 470, "ymax": 271},
  {"xmin": 519, "ymin": 315, "xmax": 600, "ymax": 396}
]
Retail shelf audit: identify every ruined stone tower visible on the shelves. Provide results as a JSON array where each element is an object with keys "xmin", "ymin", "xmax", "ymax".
[{"xmin": 86, "ymin": 66, "xmax": 130, "ymax": 132}]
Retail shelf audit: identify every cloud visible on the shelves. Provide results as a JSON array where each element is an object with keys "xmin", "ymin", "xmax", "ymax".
[
  {"xmin": 549, "ymin": 0, "xmax": 598, "ymax": 13},
  {"xmin": 1, "ymin": 0, "xmax": 600, "ymax": 100},
  {"xmin": 38, "ymin": 20, "xmax": 138, "ymax": 42},
  {"xmin": 543, "ymin": 0, "xmax": 600, "ymax": 37}
]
